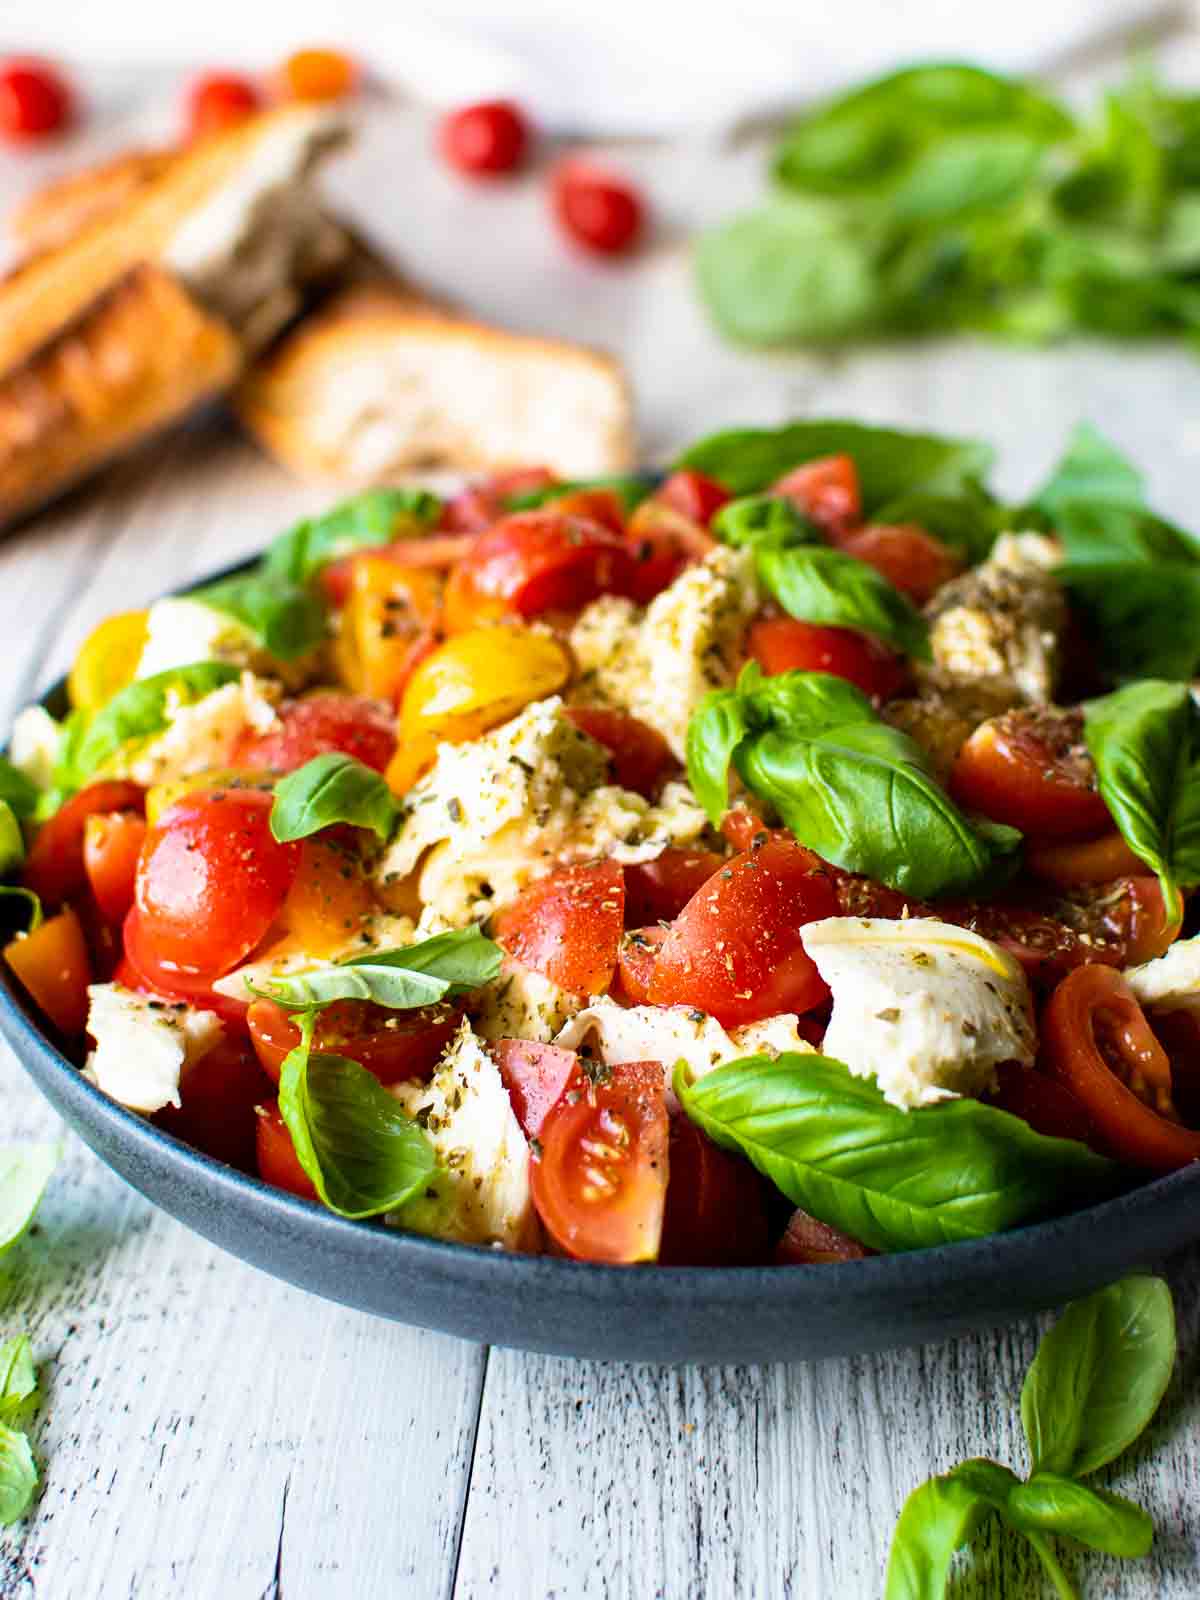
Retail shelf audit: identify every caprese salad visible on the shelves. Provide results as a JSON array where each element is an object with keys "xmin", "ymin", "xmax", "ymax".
[{"xmin": 4, "ymin": 419, "xmax": 1200, "ymax": 1266}]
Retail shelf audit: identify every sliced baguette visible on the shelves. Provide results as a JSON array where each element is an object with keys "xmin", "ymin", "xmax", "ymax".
[{"xmin": 10, "ymin": 148, "xmax": 176, "ymax": 255}]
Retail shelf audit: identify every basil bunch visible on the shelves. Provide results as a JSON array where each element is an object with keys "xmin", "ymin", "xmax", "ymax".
[
  {"xmin": 270, "ymin": 753, "xmax": 401, "ymax": 843},
  {"xmin": 887, "ymin": 1276, "xmax": 1175, "ymax": 1598}
]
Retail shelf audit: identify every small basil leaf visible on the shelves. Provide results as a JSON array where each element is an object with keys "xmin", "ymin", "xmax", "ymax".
[
  {"xmin": 0, "ymin": 1422, "xmax": 36, "ymax": 1526},
  {"xmin": 685, "ymin": 688, "xmax": 752, "ymax": 827},
  {"xmin": 0, "ymin": 759, "xmax": 38, "ymax": 822},
  {"xmin": 505, "ymin": 475, "xmax": 655, "ymax": 513},
  {"xmin": 190, "ymin": 574, "xmax": 326, "ymax": 661},
  {"xmin": 0, "ymin": 1143, "xmax": 59, "ymax": 1256},
  {"xmin": 710, "ymin": 494, "xmax": 819, "ymax": 550},
  {"xmin": 366, "ymin": 926, "xmax": 503, "ymax": 990},
  {"xmin": 0, "ymin": 801, "xmax": 24, "ymax": 876},
  {"xmin": 884, "ymin": 1464, "xmax": 1010, "ymax": 1600},
  {"xmin": 64, "ymin": 663, "xmax": 241, "ymax": 789},
  {"xmin": 254, "ymin": 927, "xmax": 502, "ymax": 1011},
  {"xmin": 270, "ymin": 754, "xmax": 400, "ymax": 843},
  {"xmin": 1020, "ymin": 1275, "xmax": 1175, "ymax": 1480},
  {"xmin": 1031, "ymin": 423, "xmax": 1146, "ymax": 516},
  {"xmin": 0, "ymin": 1337, "xmax": 36, "ymax": 1424},
  {"xmin": 756, "ymin": 545, "xmax": 931, "ymax": 660},
  {"xmin": 674, "ymin": 1055, "xmax": 1119, "ymax": 1253},
  {"xmin": 263, "ymin": 489, "xmax": 443, "ymax": 587},
  {"xmin": 1007, "ymin": 1474, "xmax": 1153, "ymax": 1559}
]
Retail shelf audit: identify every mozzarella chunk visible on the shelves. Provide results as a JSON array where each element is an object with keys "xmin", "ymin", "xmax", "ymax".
[
  {"xmin": 374, "ymin": 697, "xmax": 708, "ymax": 927},
  {"xmin": 1127, "ymin": 937, "xmax": 1200, "ymax": 1015},
  {"xmin": 568, "ymin": 546, "xmax": 759, "ymax": 760},
  {"xmin": 470, "ymin": 957, "xmax": 582, "ymax": 1044},
  {"xmin": 390, "ymin": 1020, "xmax": 538, "ymax": 1251},
  {"xmin": 800, "ymin": 917, "xmax": 1035, "ymax": 1109},
  {"xmin": 83, "ymin": 984, "xmax": 223, "ymax": 1114},
  {"xmin": 114, "ymin": 672, "xmax": 281, "ymax": 787},
  {"xmin": 211, "ymin": 911, "xmax": 417, "ymax": 1001},
  {"xmin": 136, "ymin": 597, "xmax": 318, "ymax": 689},
  {"xmin": 8, "ymin": 706, "xmax": 62, "ymax": 792}
]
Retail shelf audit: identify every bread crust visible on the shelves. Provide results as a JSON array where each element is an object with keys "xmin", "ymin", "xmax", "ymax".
[{"xmin": 10, "ymin": 148, "xmax": 176, "ymax": 255}]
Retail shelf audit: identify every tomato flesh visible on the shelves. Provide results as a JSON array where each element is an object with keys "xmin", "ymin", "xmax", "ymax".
[
  {"xmin": 232, "ymin": 693, "xmax": 397, "ymax": 775},
  {"xmin": 439, "ymin": 100, "xmax": 529, "ymax": 176},
  {"xmin": 771, "ymin": 455, "xmax": 861, "ymax": 535},
  {"xmin": 1027, "ymin": 831, "xmax": 1144, "ymax": 888},
  {"xmin": 444, "ymin": 511, "xmax": 636, "ymax": 631},
  {"xmin": 256, "ymin": 1101, "xmax": 318, "ymax": 1200},
  {"xmin": 987, "ymin": 1060, "xmax": 1094, "ymax": 1145},
  {"xmin": 24, "ymin": 780, "xmax": 144, "ymax": 907},
  {"xmin": 615, "ymin": 926, "xmax": 668, "ymax": 1006},
  {"xmin": 247, "ymin": 997, "xmax": 458, "ymax": 1086},
  {"xmin": 83, "ymin": 811, "xmax": 146, "ymax": 926},
  {"xmin": 491, "ymin": 1039, "xmax": 578, "ymax": 1139},
  {"xmin": 623, "ymin": 848, "xmax": 726, "ymax": 925},
  {"xmin": 624, "ymin": 499, "xmax": 715, "ymax": 604},
  {"xmin": 746, "ymin": 616, "xmax": 908, "ymax": 700},
  {"xmin": 5, "ymin": 907, "xmax": 91, "ymax": 1034},
  {"xmin": 117, "ymin": 931, "xmax": 249, "ymax": 1031},
  {"xmin": 654, "ymin": 471, "xmax": 731, "ymax": 527},
  {"xmin": 838, "ymin": 523, "xmax": 963, "ymax": 604},
  {"xmin": 493, "ymin": 861, "xmax": 625, "ymax": 995},
  {"xmin": 155, "ymin": 1034, "xmax": 273, "ymax": 1170},
  {"xmin": 774, "ymin": 1208, "xmax": 873, "ymax": 1264},
  {"xmin": 658, "ymin": 1115, "xmax": 768, "ymax": 1266},
  {"xmin": 950, "ymin": 707, "xmax": 1111, "ymax": 841},
  {"xmin": 564, "ymin": 707, "xmax": 676, "ymax": 799}
]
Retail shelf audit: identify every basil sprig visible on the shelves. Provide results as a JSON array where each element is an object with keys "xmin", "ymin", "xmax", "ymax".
[
  {"xmin": 189, "ymin": 573, "xmax": 327, "ymax": 662},
  {"xmin": 0, "ymin": 1143, "xmax": 59, "ymax": 1257},
  {"xmin": 887, "ymin": 1276, "xmax": 1174, "ymax": 1598},
  {"xmin": 673, "ymin": 1055, "xmax": 1117, "ymax": 1252},
  {"xmin": 252, "ymin": 926, "xmax": 502, "ymax": 1011},
  {"xmin": 756, "ymin": 543, "xmax": 931, "ymax": 659},
  {"xmin": 687, "ymin": 667, "xmax": 1021, "ymax": 898},
  {"xmin": 60, "ymin": 662, "xmax": 240, "ymax": 792},
  {"xmin": 0, "ymin": 1333, "xmax": 41, "ymax": 1526},
  {"xmin": 270, "ymin": 753, "xmax": 401, "ymax": 843},
  {"xmin": 263, "ymin": 488, "xmax": 442, "ymax": 587}
]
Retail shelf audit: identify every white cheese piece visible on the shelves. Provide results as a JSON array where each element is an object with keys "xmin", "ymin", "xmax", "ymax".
[
  {"xmin": 211, "ymin": 911, "xmax": 417, "ymax": 1002},
  {"xmin": 800, "ymin": 917, "xmax": 1035, "ymax": 1110},
  {"xmin": 470, "ymin": 958, "xmax": 582, "ymax": 1044},
  {"xmin": 113, "ymin": 672, "xmax": 281, "ymax": 787},
  {"xmin": 8, "ymin": 706, "xmax": 62, "ymax": 792},
  {"xmin": 135, "ymin": 597, "xmax": 319, "ymax": 690},
  {"xmin": 1126, "ymin": 937, "xmax": 1200, "ymax": 1015},
  {"xmin": 83, "ymin": 984, "xmax": 223, "ymax": 1115},
  {"xmin": 389, "ymin": 1020, "xmax": 539, "ymax": 1251}
]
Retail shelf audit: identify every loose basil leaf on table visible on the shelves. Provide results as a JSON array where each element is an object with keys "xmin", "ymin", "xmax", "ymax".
[
  {"xmin": 252, "ymin": 926, "xmax": 502, "ymax": 1011},
  {"xmin": 710, "ymin": 494, "xmax": 819, "ymax": 551},
  {"xmin": 0, "ymin": 1421, "xmax": 37, "ymax": 1527},
  {"xmin": 672, "ymin": 1055, "xmax": 1119, "ymax": 1253},
  {"xmin": 756, "ymin": 544, "xmax": 932, "ymax": 660},
  {"xmin": 0, "ymin": 1337, "xmax": 37, "ymax": 1421},
  {"xmin": 0, "ymin": 759, "xmax": 38, "ymax": 822},
  {"xmin": 270, "ymin": 753, "xmax": 400, "ymax": 843},
  {"xmin": 60, "ymin": 662, "xmax": 240, "ymax": 791},
  {"xmin": 504, "ymin": 475, "xmax": 655, "ymax": 513},
  {"xmin": 262, "ymin": 488, "xmax": 443, "ymax": 587},
  {"xmin": 189, "ymin": 573, "xmax": 327, "ymax": 661},
  {"xmin": 0, "ymin": 1143, "xmax": 60, "ymax": 1256}
]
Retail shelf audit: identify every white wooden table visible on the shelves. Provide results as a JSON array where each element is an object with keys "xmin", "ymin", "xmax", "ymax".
[{"xmin": 4, "ymin": 33, "xmax": 1200, "ymax": 1597}]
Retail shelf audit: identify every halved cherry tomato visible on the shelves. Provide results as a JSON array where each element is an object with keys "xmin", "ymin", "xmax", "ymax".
[
  {"xmin": 134, "ymin": 790, "xmax": 299, "ymax": 977},
  {"xmin": 256, "ymin": 1101, "xmax": 318, "ymax": 1200},
  {"xmin": 771, "ymin": 455, "xmax": 861, "ymax": 536},
  {"xmin": 276, "ymin": 834, "xmax": 374, "ymax": 959},
  {"xmin": 615, "ymin": 926, "xmax": 668, "ymax": 1006},
  {"xmin": 279, "ymin": 48, "xmax": 357, "ymax": 103},
  {"xmin": 547, "ymin": 489, "xmax": 626, "ymax": 534},
  {"xmin": 774, "ymin": 1208, "xmax": 873, "ymax": 1264},
  {"xmin": 23, "ymin": 780, "xmax": 144, "ymax": 907},
  {"xmin": 331, "ymin": 558, "xmax": 442, "ymax": 705},
  {"xmin": 624, "ymin": 498, "xmax": 716, "ymax": 604},
  {"xmin": 491, "ymin": 1039, "xmax": 578, "ymax": 1139},
  {"xmin": 564, "ymin": 707, "xmax": 676, "ymax": 798},
  {"xmin": 83, "ymin": 811, "xmax": 146, "ymax": 926},
  {"xmin": 232, "ymin": 693, "xmax": 397, "ymax": 776},
  {"xmin": 721, "ymin": 805, "xmax": 770, "ymax": 853},
  {"xmin": 116, "ymin": 936, "xmax": 250, "ymax": 1032},
  {"xmin": 551, "ymin": 158, "xmax": 643, "ymax": 255},
  {"xmin": 0, "ymin": 59, "xmax": 72, "ymax": 142},
  {"xmin": 247, "ymin": 997, "xmax": 459, "ymax": 1086},
  {"xmin": 950, "ymin": 707, "xmax": 1111, "ymax": 842},
  {"xmin": 443, "ymin": 511, "xmax": 635, "ymax": 632},
  {"xmin": 623, "ymin": 848, "xmax": 726, "ymax": 925},
  {"xmin": 4, "ymin": 907, "xmax": 90, "ymax": 1034},
  {"xmin": 838, "ymin": 524, "xmax": 963, "ymax": 604},
  {"xmin": 1027, "ymin": 831, "xmax": 1144, "ymax": 888},
  {"xmin": 658, "ymin": 1115, "xmax": 768, "ymax": 1266},
  {"xmin": 1041, "ymin": 964, "xmax": 1200, "ymax": 1171},
  {"xmin": 494, "ymin": 861, "xmax": 625, "ymax": 995},
  {"xmin": 440, "ymin": 490, "xmax": 498, "ymax": 534},
  {"xmin": 649, "ymin": 836, "xmax": 836, "ymax": 1026},
  {"xmin": 987, "ymin": 1060, "xmax": 1094, "ymax": 1145},
  {"xmin": 439, "ymin": 99, "xmax": 529, "ymax": 176},
  {"xmin": 654, "ymin": 471, "xmax": 731, "ymax": 528},
  {"xmin": 186, "ymin": 72, "xmax": 261, "ymax": 140},
  {"xmin": 68, "ymin": 609, "xmax": 149, "ymax": 711},
  {"xmin": 531, "ymin": 1059, "xmax": 668, "ymax": 1263},
  {"xmin": 156, "ymin": 1034, "xmax": 273, "ymax": 1170},
  {"xmin": 746, "ymin": 616, "xmax": 909, "ymax": 701}
]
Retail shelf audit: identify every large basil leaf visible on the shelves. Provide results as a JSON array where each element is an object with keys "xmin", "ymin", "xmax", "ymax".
[
  {"xmin": 884, "ymin": 1466, "xmax": 1008, "ymax": 1600},
  {"xmin": 62, "ymin": 662, "xmax": 240, "ymax": 789},
  {"xmin": 1030, "ymin": 422, "xmax": 1146, "ymax": 517},
  {"xmin": 253, "ymin": 926, "xmax": 502, "ymax": 1011},
  {"xmin": 0, "ymin": 760, "xmax": 38, "ymax": 822},
  {"xmin": 1006, "ymin": 1474, "xmax": 1153, "ymax": 1558},
  {"xmin": 1020, "ymin": 1275, "xmax": 1175, "ymax": 1480},
  {"xmin": 673, "ymin": 1055, "xmax": 1119, "ymax": 1253},
  {"xmin": 756, "ymin": 544, "xmax": 931, "ymax": 660},
  {"xmin": 0, "ymin": 1423, "xmax": 36, "ymax": 1526},
  {"xmin": 263, "ymin": 488, "xmax": 443, "ymax": 587},
  {"xmin": 0, "ymin": 1144, "xmax": 59, "ymax": 1256},
  {"xmin": 684, "ymin": 687, "xmax": 751, "ymax": 826},
  {"xmin": 190, "ymin": 574, "xmax": 326, "ymax": 661},
  {"xmin": 270, "ymin": 753, "xmax": 400, "ymax": 843},
  {"xmin": 1083, "ymin": 680, "xmax": 1200, "ymax": 928},
  {"xmin": 710, "ymin": 494, "xmax": 819, "ymax": 551}
]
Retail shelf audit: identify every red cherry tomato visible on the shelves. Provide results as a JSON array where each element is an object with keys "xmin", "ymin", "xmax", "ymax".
[
  {"xmin": 491, "ymin": 1038, "xmax": 578, "ymax": 1139},
  {"xmin": 439, "ymin": 99, "xmax": 529, "ymax": 176},
  {"xmin": 546, "ymin": 489, "xmax": 627, "ymax": 534},
  {"xmin": 155, "ymin": 1034, "xmax": 273, "ymax": 1170},
  {"xmin": 231, "ymin": 693, "xmax": 397, "ymax": 775},
  {"xmin": 117, "ymin": 934, "xmax": 249, "ymax": 1032},
  {"xmin": 654, "ymin": 471, "xmax": 731, "ymax": 527},
  {"xmin": 1041, "ymin": 964, "xmax": 1200, "ymax": 1172},
  {"xmin": 950, "ymin": 707, "xmax": 1111, "ymax": 842},
  {"xmin": 256, "ymin": 1101, "xmax": 318, "ymax": 1200},
  {"xmin": 623, "ymin": 848, "xmax": 726, "ymax": 925},
  {"xmin": 23, "ymin": 780, "xmax": 144, "ymax": 907},
  {"xmin": 987, "ymin": 1061, "xmax": 1094, "ymax": 1145},
  {"xmin": 623, "ymin": 498, "xmax": 716, "ymax": 604},
  {"xmin": 493, "ymin": 861, "xmax": 625, "ymax": 995},
  {"xmin": 487, "ymin": 466, "xmax": 559, "ymax": 501},
  {"xmin": 134, "ymin": 790, "xmax": 299, "ymax": 977},
  {"xmin": 838, "ymin": 524, "xmax": 963, "ymax": 605},
  {"xmin": 659, "ymin": 1115, "xmax": 768, "ymax": 1266},
  {"xmin": 771, "ymin": 455, "xmax": 861, "ymax": 537},
  {"xmin": 746, "ymin": 616, "xmax": 909, "ymax": 700},
  {"xmin": 774, "ymin": 1208, "xmax": 873, "ymax": 1264},
  {"xmin": 551, "ymin": 158, "xmax": 644, "ymax": 256},
  {"xmin": 614, "ymin": 926, "xmax": 668, "ymax": 1006},
  {"xmin": 83, "ymin": 811, "xmax": 147, "ymax": 926},
  {"xmin": 531, "ymin": 1059, "xmax": 668, "ymax": 1262},
  {"xmin": 440, "ymin": 489, "xmax": 499, "ymax": 535},
  {"xmin": 186, "ymin": 72, "xmax": 261, "ymax": 140},
  {"xmin": 564, "ymin": 707, "xmax": 676, "ymax": 799},
  {"xmin": 443, "ymin": 511, "xmax": 636, "ymax": 632},
  {"xmin": 0, "ymin": 59, "xmax": 72, "ymax": 141},
  {"xmin": 649, "ymin": 837, "xmax": 836, "ymax": 1027},
  {"xmin": 247, "ymin": 997, "xmax": 459, "ymax": 1087},
  {"xmin": 1026, "ymin": 831, "xmax": 1144, "ymax": 889},
  {"xmin": 721, "ymin": 805, "xmax": 770, "ymax": 853}
]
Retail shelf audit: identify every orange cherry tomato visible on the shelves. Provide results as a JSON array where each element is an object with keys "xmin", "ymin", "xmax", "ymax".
[
  {"xmin": 654, "ymin": 471, "xmax": 731, "ymax": 527},
  {"xmin": 491, "ymin": 1038, "xmax": 579, "ymax": 1139},
  {"xmin": 658, "ymin": 1115, "xmax": 768, "ymax": 1266},
  {"xmin": 156, "ymin": 1034, "xmax": 273, "ymax": 1170},
  {"xmin": 493, "ymin": 861, "xmax": 625, "ymax": 995},
  {"xmin": 563, "ymin": 707, "xmax": 676, "ymax": 798},
  {"xmin": 623, "ymin": 498, "xmax": 716, "ymax": 604},
  {"xmin": 443, "ymin": 511, "xmax": 635, "ymax": 632},
  {"xmin": 439, "ymin": 100, "xmax": 529, "ymax": 177},
  {"xmin": 279, "ymin": 48, "xmax": 357, "ymax": 103},
  {"xmin": 950, "ymin": 706, "xmax": 1112, "ymax": 842},
  {"xmin": 186, "ymin": 72, "xmax": 261, "ymax": 140},
  {"xmin": 255, "ymin": 1101, "xmax": 318, "ymax": 1200},
  {"xmin": 770, "ymin": 455, "xmax": 861, "ymax": 536},
  {"xmin": 838, "ymin": 523, "xmax": 964, "ymax": 604},
  {"xmin": 531, "ymin": 1059, "xmax": 668, "ymax": 1263},
  {"xmin": 0, "ymin": 59, "xmax": 72, "ymax": 142},
  {"xmin": 614, "ymin": 926, "xmax": 668, "ymax": 1006},
  {"xmin": 623, "ymin": 848, "xmax": 726, "ymax": 925},
  {"xmin": 276, "ymin": 834, "xmax": 374, "ymax": 959},
  {"xmin": 247, "ymin": 997, "xmax": 459, "ymax": 1086},
  {"xmin": 331, "ymin": 558, "xmax": 442, "ymax": 705},
  {"xmin": 5, "ymin": 907, "xmax": 90, "ymax": 1035},
  {"xmin": 774, "ymin": 1208, "xmax": 873, "ymax": 1264},
  {"xmin": 546, "ymin": 489, "xmax": 627, "ymax": 534},
  {"xmin": 24, "ymin": 780, "xmax": 144, "ymax": 907},
  {"xmin": 232, "ymin": 693, "xmax": 397, "ymax": 775},
  {"xmin": 82, "ymin": 811, "xmax": 146, "ymax": 926},
  {"xmin": 746, "ymin": 616, "xmax": 909, "ymax": 700},
  {"xmin": 1027, "ymin": 830, "xmax": 1144, "ymax": 888}
]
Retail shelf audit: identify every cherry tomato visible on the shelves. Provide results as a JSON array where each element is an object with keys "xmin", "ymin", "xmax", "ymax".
[
  {"xmin": 488, "ymin": 466, "xmax": 559, "ymax": 501},
  {"xmin": 950, "ymin": 706, "xmax": 1111, "ymax": 842},
  {"xmin": 134, "ymin": 790, "xmax": 299, "ymax": 977},
  {"xmin": 838, "ymin": 523, "xmax": 963, "ymax": 605},
  {"xmin": 439, "ymin": 99, "xmax": 529, "ymax": 176},
  {"xmin": 546, "ymin": 489, "xmax": 627, "ymax": 534},
  {"xmin": 443, "ymin": 511, "xmax": 635, "ymax": 632},
  {"xmin": 771, "ymin": 455, "xmax": 861, "ymax": 536},
  {"xmin": 1041, "ymin": 964, "xmax": 1200, "ymax": 1171},
  {"xmin": 563, "ymin": 707, "xmax": 676, "ymax": 798},
  {"xmin": 155, "ymin": 1034, "xmax": 273, "ymax": 1170},
  {"xmin": 721, "ymin": 805, "xmax": 770, "ymax": 853},
  {"xmin": 494, "ymin": 861, "xmax": 625, "ymax": 995},
  {"xmin": 746, "ymin": 616, "xmax": 909, "ymax": 700},
  {"xmin": 658, "ymin": 1115, "xmax": 768, "ymax": 1266},
  {"xmin": 649, "ymin": 837, "xmax": 836, "ymax": 1027},
  {"xmin": 774, "ymin": 1208, "xmax": 873, "ymax": 1264},
  {"xmin": 5, "ymin": 907, "xmax": 90, "ymax": 1035},
  {"xmin": 232, "ymin": 694, "xmax": 397, "ymax": 776},
  {"xmin": 987, "ymin": 1060, "xmax": 1094, "ymax": 1145},
  {"xmin": 615, "ymin": 926, "xmax": 668, "ymax": 1006},
  {"xmin": 623, "ymin": 848, "xmax": 726, "ymax": 925},
  {"xmin": 116, "ymin": 932, "xmax": 250, "ymax": 1032},
  {"xmin": 256, "ymin": 1101, "xmax": 318, "ymax": 1200},
  {"xmin": 551, "ymin": 158, "xmax": 644, "ymax": 256},
  {"xmin": 1027, "ymin": 831, "xmax": 1144, "ymax": 889},
  {"xmin": 1074, "ymin": 875, "xmax": 1175, "ymax": 967},
  {"xmin": 24, "ymin": 780, "xmax": 144, "ymax": 907},
  {"xmin": 279, "ymin": 48, "xmax": 357, "ymax": 103},
  {"xmin": 654, "ymin": 471, "xmax": 731, "ymax": 527},
  {"xmin": 491, "ymin": 1039, "xmax": 578, "ymax": 1139},
  {"xmin": 186, "ymin": 72, "xmax": 261, "ymax": 140},
  {"xmin": 330, "ymin": 558, "xmax": 442, "ymax": 705},
  {"xmin": 247, "ymin": 997, "xmax": 459, "ymax": 1086},
  {"xmin": 531, "ymin": 1059, "xmax": 668, "ymax": 1263},
  {"xmin": 440, "ymin": 489, "xmax": 500, "ymax": 535},
  {"xmin": 623, "ymin": 498, "xmax": 715, "ymax": 604},
  {"xmin": 0, "ymin": 59, "xmax": 72, "ymax": 142},
  {"xmin": 83, "ymin": 811, "xmax": 146, "ymax": 926}
]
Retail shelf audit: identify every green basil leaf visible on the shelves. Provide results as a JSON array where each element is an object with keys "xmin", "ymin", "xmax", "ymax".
[
  {"xmin": 0, "ymin": 759, "xmax": 38, "ymax": 822},
  {"xmin": 0, "ymin": 1421, "xmax": 37, "ymax": 1526},
  {"xmin": 757, "ymin": 544, "xmax": 931, "ymax": 660},
  {"xmin": 505, "ymin": 475, "xmax": 654, "ymax": 513},
  {"xmin": 190, "ymin": 574, "xmax": 326, "ymax": 661},
  {"xmin": 0, "ymin": 1143, "xmax": 59, "ymax": 1256},
  {"xmin": 0, "ymin": 800, "xmax": 24, "ymax": 875},
  {"xmin": 1031, "ymin": 423, "xmax": 1146, "ymax": 516},
  {"xmin": 884, "ymin": 1460, "xmax": 1018, "ymax": 1600},
  {"xmin": 710, "ymin": 494, "xmax": 819, "ymax": 550},
  {"xmin": 685, "ymin": 687, "xmax": 752, "ymax": 827},
  {"xmin": 254, "ymin": 926, "xmax": 502, "ymax": 1011},
  {"xmin": 368, "ymin": 925, "xmax": 503, "ymax": 989},
  {"xmin": 1007, "ymin": 1474, "xmax": 1153, "ymax": 1559},
  {"xmin": 263, "ymin": 488, "xmax": 443, "ymax": 587},
  {"xmin": 64, "ymin": 662, "xmax": 240, "ymax": 789},
  {"xmin": 674, "ymin": 1055, "xmax": 1119, "ymax": 1253},
  {"xmin": 1083, "ymin": 680, "xmax": 1200, "ymax": 928},
  {"xmin": 1020, "ymin": 1275, "xmax": 1175, "ymax": 1480},
  {"xmin": 0, "ymin": 1336, "xmax": 36, "ymax": 1423},
  {"xmin": 887, "ymin": 130, "xmax": 1048, "ymax": 224},
  {"xmin": 270, "ymin": 753, "xmax": 400, "ymax": 843}
]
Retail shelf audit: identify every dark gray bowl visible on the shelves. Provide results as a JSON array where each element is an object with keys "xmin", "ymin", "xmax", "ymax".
[{"xmin": 4, "ymin": 577, "xmax": 1200, "ymax": 1362}]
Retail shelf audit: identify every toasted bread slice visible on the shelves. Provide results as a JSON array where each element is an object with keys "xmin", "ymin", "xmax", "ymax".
[
  {"xmin": 10, "ymin": 148, "xmax": 176, "ymax": 255},
  {"xmin": 235, "ymin": 285, "xmax": 635, "ymax": 481}
]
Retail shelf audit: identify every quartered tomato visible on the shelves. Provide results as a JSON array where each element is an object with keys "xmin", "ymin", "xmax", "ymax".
[
  {"xmin": 491, "ymin": 1039, "xmax": 578, "ymax": 1139},
  {"xmin": 443, "ymin": 511, "xmax": 635, "ymax": 632},
  {"xmin": 531, "ymin": 1059, "xmax": 668, "ymax": 1263},
  {"xmin": 1041, "ymin": 964, "xmax": 1200, "ymax": 1172},
  {"xmin": 614, "ymin": 926, "xmax": 668, "ymax": 1006},
  {"xmin": 654, "ymin": 471, "xmax": 731, "ymax": 527},
  {"xmin": 649, "ymin": 836, "xmax": 836, "ymax": 1026},
  {"xmin": 493, "ymin": 861, "xmax": 625, "ymax": 995},
  {"xmin": 232, "ymin": 693, "xmax": 397, "ymax": 776},
  {"xmin": 950, "ymin": 706, "xmax": 1111, "ymax": 841},
  {"xmin": 774, "ymin": 1209, "xmax": 873, "ymax": 1265},
  {"xmin": 247, "ymin": 997, "xmax": 459, "ymax": 1086},
  {"xmin": 156, "ymin": 1034, "xmax": 273, "ymax": 1170},
  {"xmin": 564, "ymin": 707, "xmax": 676, "ymax": 798},
  {"xmin": 1027, "ymin": 831, "xmax": 1144, "ymax": 889},
  {"xmin": 255, "ymin": 1101, "xmax": 318, "ymax": 1200},
  {"xmin": 771, "ymin": 455, "xmax": 861, "ymax": 536},
  {"xmin": 838, "ymin": 523, "xmax": 963, "ymax": 604},
  {"xmin": 658, "ymin": 1116, "xmax": 768, "ymax": 1266},
  {"xmin": 4, "ymin": 907, "xmax": 90, "ymax": 1035},
  {"xmin": 746, "ymin": 616, "xmax": 908, "ymax": 700},
  {"xmin": 23, "ymin": 779, "xmax": 144, "ymax": 906},
  {"xmin": 623, "ymin": 848, "xmax": 726, "ymax": 924},
  {"xmin": 83, "ymin": 810, "xmax": 146, "ymax": 925},
  {"xmin": 623, "ymin": 498, "xmax": 715, "ymax": 604}
]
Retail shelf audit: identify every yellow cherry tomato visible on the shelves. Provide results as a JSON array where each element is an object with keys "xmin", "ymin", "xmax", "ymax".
[
  {"xmin": 145, "ymin": 770, "xmax": 272, "ymax": 826},
  {"xmin": 386, "ymin": 625, "xmax": 570, "ymax": 793},
  {"xmin": 278, "ymin": 834, "xmax": 375, "ymax": 958},
  {"xmin": 67, "ymin": 610, "xmax": 149, "ymax": 711},
  {"xmin": 332, "ymin": 557, "xmax": 441, "ymax": 704}
]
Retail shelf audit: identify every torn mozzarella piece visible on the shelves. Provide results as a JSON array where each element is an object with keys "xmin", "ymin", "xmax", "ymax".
[
  {"xmin": 8, "ymin": 706, "xmax": 62, "ymax": 792},
  {"xmin": 470, "ymin": 958, "xmax": 582, "ymax": 1044},
  {"xmin": 115, "ymin": 672, "xmax": 281, "ymax": 787},
  {"xmin": 1126, "ymin": 938, "xmax": 1200, "ymax": 1015},
  {"xmin": 83, "ymin": 984, "xmax": 223, "ymax": 1114}
]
